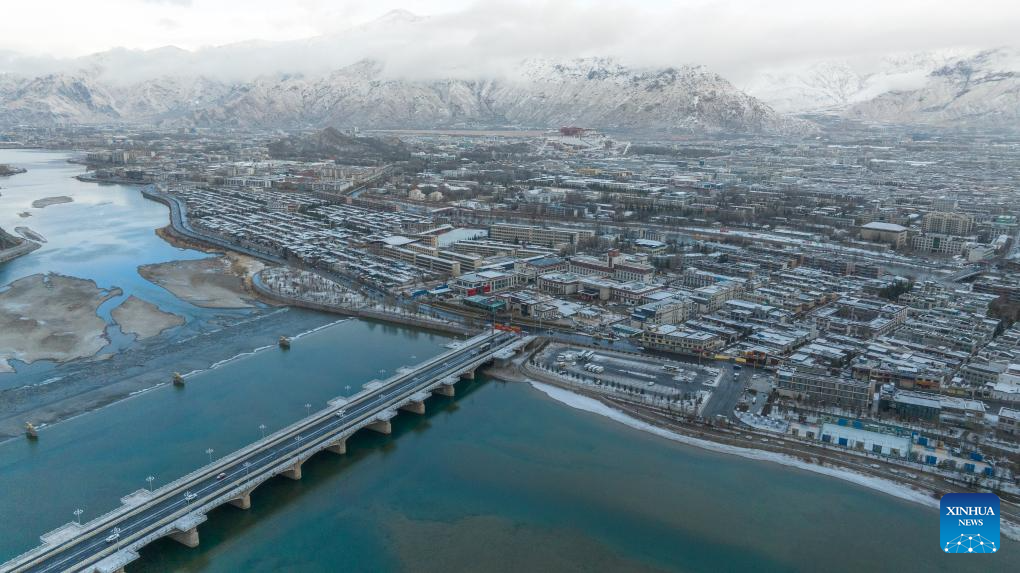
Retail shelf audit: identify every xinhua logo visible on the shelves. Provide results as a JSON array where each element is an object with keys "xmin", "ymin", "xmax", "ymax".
[{"xmin": 940, "ymin": 493, "xmax": 1000, "ymax": 554}]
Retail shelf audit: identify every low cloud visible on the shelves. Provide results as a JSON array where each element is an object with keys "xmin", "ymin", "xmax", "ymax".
[{"xmin": 1, "ymin": 0, "xmax": 1018, "ymax": 84}]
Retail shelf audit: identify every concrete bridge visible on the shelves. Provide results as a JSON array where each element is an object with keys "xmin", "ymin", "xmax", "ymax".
[{"xmin": 3, "ymin": 331, "xmax": 531, "ymax": 573}]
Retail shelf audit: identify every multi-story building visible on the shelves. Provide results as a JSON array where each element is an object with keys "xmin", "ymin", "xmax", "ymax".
[
  {"xmin": 812, "ymin": 297, "xmax": 907, "ymax": 339},
  {"xmin": 922, "ymin": 211, "xmax": 974, "ymax": 235},
  {"xmin": 489, "ymin": 223, "xmax": 594, "ymax": 249},
  {"xmin": 776, "ymin": 368, "xmax": 874, "ymax": 411},
  {"xmin": 630, "ymin": 296, "xmax": 696, "ymax": 326},
  {"xmin": 452, "ymin": 270, "xmax": 524, "ymax": 295},
  {"xmin": 859, "ymin": 222, "xmax": 908, "ymax": 248},
  {"xmin": 911, "ymin": 233, "xmax": 967, "ymax": 256},
  {"xmin": 513, "ymin": 255, "xmax": 567, "ymax": 280},
  {"xmin": 536, "ymin": 272, "xmax": 581, "ymax": 296},
  {"xmin": 639, "ymin": 324, "xmax": 725, "ymax": 356},
  {"xmin": 567, "ymin": 250, "xmax": 655, "ymax": 282},
  {"xmin": 999, "ymin": 407, "xmax": 1020, "ymax": 436}
]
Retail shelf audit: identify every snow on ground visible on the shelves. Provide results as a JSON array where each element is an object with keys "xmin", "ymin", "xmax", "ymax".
[{"xmin": 735, "ymin": 411, "xmax": 789, "ymax": 434}]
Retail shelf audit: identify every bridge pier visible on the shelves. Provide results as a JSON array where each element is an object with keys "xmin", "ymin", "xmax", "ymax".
[
  {"xmin": 460, "ymin": 369, "xmax": 476, "ymax": 380},
  {"xmin": 367, "ymin": 419, "xmax": 392, "ymax": 434},
  {"xmin": 400, "ymin": 400, "xmax": 425, "ymax": 414},
  {"xmin": 281, "ymin": 460, "xmax": 303, "ymax": 480},
  {"xmin": 434, "ymin": 384, "xmax": 455, "ymax": 397},
  {"xmin": 229, "ymin": 492, "xmax": 252, "ymax": 510},
  {"xmin": 169, "ymin": 527, "xmax": 200, "ymax": 548},
  {"xmin": 326, "ymin": 438, "xmax": 347, "ymax": 455}
]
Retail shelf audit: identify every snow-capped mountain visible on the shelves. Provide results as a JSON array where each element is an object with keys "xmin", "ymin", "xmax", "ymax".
[
  {"xmin": 0, "ymin": 57, "xmax": 801, "ymax": 134},
  {"xmin": 846, "ymin": 49, "xmax": 1020, "ymax": 128},
  {"xmin": 189, "ymin": 57, "xmax": 797, "ymax": 133},
  {"xmin": 745, "ymin": 48, "xmax": 1020, "ymax": 129},
  {"xmin": 744, "ymin": 51, "xmax": 963, "ymax": 113},
  {"xmin": 0, "ymin": 73, "xmax": 119, "ymax": 125},
  {"xmin": 0, "ymin": 9, "xmax": 810, "ymax": 134}
]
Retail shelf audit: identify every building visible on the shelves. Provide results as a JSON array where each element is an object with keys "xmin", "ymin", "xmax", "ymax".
[
  {"xmin": 812, "ymin": 297, "xmax": 907, "ymax": 339},
  {"xmin": 452, "ymin": 270, "xmax": 523, "ymax": 295},
  {"xmin": 911, "ymin": 233, "xmax": 967, "ymax": 256},
  {"xmin": 630, "ymin": 296, "xmax": 696, "ymax": 326},
  {"xmin": 922, "ymin": 211, "xmax": 974, "ymax": 236},
  {"xmin": 999, "ymin": 407, "xmax": 1020, "ymax": 436},
  {"xmin": 776, "ymin": 368, "xmax": 874, "ymax": 411},
  {"xmin": 536, "ymin": 272, "xmax": 582, "ymax": 296},
  {"xmin": 567, "ymin": 250, "xmax": 656, "ymax": 283},
  {"xmin": 489, "ymin": 223, "xmax": 594, "ymax": 249},
  {"xmin": 819, "ymin": 422, "xmax": 911, "ymax": 457},
  {"xmin": 859, "ymin": 222, "xmax": 908, "ymax": 248},
  {"xmin": 879, "ymin": 386, "xmax": 987, "ymax": 423},
  {"xmin": 639, "ymin": 324, "xmax": 725, "ymax": 356},
  {"xmin": 514, "ymin": 255, "xmax": 567, "ymax": 280}
]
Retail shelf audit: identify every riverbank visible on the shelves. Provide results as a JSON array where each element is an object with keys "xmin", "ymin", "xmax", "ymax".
[
  {"xmin": 252, "ymin": 267, "xmax": 475, "ymax": 337},
  {"xmin": 150, "ymin": 194, "xmax": 473, "ymax": 336},
  {"xmin": 485, "ymin": 360, "xmax": 1020, "ymax": 542}
]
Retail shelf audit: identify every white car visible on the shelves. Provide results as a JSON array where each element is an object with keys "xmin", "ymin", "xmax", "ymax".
[
  {"xmin": 184, "ymin": 492, "xmax": 198, "ymax": 502},
  {"xmin": 105, "ymin": 532, "xmax": 120, "ymax": 544}
]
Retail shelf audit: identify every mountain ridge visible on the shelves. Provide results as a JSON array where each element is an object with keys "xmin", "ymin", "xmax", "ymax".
[
  {"xmin": 0, "ymin": 58, "xmax": 806, "ymax": 134},
  {"xmin": 745, "ymin": 48, "xmax": 1020, "ymax": 129}
]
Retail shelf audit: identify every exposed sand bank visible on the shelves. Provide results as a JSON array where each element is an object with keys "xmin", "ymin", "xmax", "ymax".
[
  {"xmin": 0, "ymin": 274, "xmax": 121, "ymax": 371},
  {"xmin": 0, "ymin": 164, "xmax": 26, "ymax": 176},
  {"xmin": 31, "ymin": 196, "xmax": 73, "ymax": 208},
  {"xmin": 154, "ymin": 226, "xmax": 267, "ymax": 284},
  {"xmin": 111, "ymin": 295, "xmax": 185, "ymax": 340},
  {"xmin": 138, "ymin": 256, "xmax": 254, "ymax": 308},
  {"xmin": 14, "ymin": 227, "xmax": 45, "ymax": 242}
]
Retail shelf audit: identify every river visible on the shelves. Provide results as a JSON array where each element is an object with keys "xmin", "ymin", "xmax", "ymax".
[{"xmin": 0, "ymin": 150, "xmax": 1014, "ymax": 571}]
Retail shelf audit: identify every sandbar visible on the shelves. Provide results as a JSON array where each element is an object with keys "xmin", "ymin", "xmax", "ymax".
[
  {"xmin": 138, "ymin": 256, "xmax": 253, "ymax": 308},
  {"xmin": 111, "ymin": 295, "xmax": 185, "ymax": 339},
  {"xmin": 31, "ymin": 196, "xmax": 73, "ymax": 208},
  {"xmin": 0, "ymin": 274, "xmax": 121, "ymax": 371}
]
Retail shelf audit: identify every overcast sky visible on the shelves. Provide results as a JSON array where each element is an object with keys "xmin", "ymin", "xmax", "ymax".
[{"xmin": 1, "ymin": 0, "xmax": 1018, "ymax": 81}]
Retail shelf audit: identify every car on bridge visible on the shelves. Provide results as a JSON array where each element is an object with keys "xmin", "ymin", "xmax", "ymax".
[
  {"xmin": 104, "ymin": 529, "xmax": 120, "ymax": 544},
  {"xmin": 184, "ymin": 492, "xmax": 197, "ymax": 502},
  {"xmin": 216, "ymin": 472, "xmax": 227, "ymax": 480}
]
